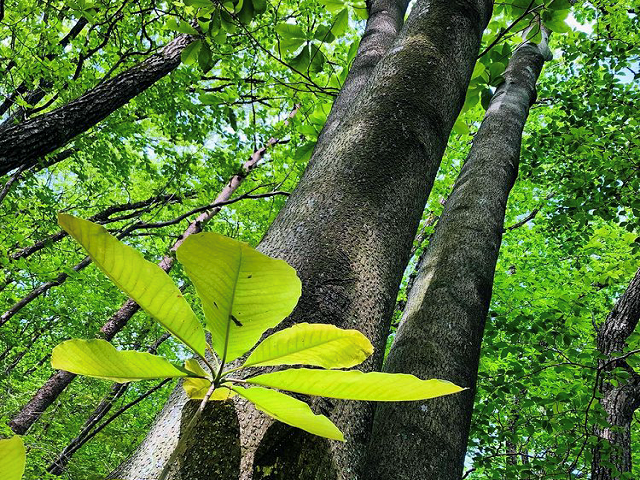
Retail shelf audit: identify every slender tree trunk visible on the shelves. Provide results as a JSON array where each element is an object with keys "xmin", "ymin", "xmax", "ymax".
[
  {"xmin": 365, "ymin": 34, "xmax": 550, "ymax": 480},
  {"xmin": 110, "ymin": 1, "xmax": 492, "ymax": 479},
  {"xmin": 8, "ymin": 132, "xmax": 289, "ymax": 435},
  {"xmin": 0, "ymin": 33, "xmax": 194, "ymax": 176},
  {"xmin": 591, "ymin": 268, "xmax": 640, "ymax": 480}
]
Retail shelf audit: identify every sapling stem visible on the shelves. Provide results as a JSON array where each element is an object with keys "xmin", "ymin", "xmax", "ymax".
[{"xmin": 157, "ymin": 381, "xmax": 217, "ymax": 480}]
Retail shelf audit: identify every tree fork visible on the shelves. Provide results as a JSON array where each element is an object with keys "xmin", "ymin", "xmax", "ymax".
[{"xmin": 109, "ymin": 1, "xmax": 492, "ymax": 478}]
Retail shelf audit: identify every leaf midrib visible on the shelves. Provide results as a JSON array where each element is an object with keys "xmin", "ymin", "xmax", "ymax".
[{"xmin": 220, "ymin": 245, "xmax": 243, "ymax": 364}]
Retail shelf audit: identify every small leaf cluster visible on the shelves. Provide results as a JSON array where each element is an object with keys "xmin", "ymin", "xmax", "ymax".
[{"xmin": 51, "ymin": 214, "xmax": 462, "ymax": 442}]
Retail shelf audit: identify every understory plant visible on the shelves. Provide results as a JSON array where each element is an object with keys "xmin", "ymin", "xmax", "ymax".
[{"xmin": 1, "ymin": 214, "xmax": 463, "ymax": 478}]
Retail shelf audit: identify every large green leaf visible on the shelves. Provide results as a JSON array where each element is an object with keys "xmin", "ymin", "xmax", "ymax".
[
  {"xmin": 233, "ymin": 386, "xmax": 344, "ymax": 440},
  {"xmin": 58, "ymin": 214, "xmax": 206, "ymax": 356},
  {"xmin": 176, "ymin": 232, "xmax": 301, "ymax": 362},
  {"xmin": 247, "ymin": 369, "xmax": 464, "ymax": 401},
  {"xmin": 0, "ymin": 436, "xmax": 25, "ymax": 480},
  {"xmin": 243, "ymin": 323, "xmax": 373, "ymax": 369},
  {"xmin": 52, "ymin": 339, "xmax": 192, "ymax": 382}
]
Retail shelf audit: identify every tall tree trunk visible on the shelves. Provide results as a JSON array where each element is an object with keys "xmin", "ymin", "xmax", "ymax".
[
  {"xmin": 591, "ymin": 268, "xmax": 640, "ymax": 480},
  {"xmin": 0, "ymin": 34, "xmax": 193, "ymax": 176},
  {"xmin": 110, "ymin": 1, "xmax": 492, "ymax": 479},
  {"xmin": 365, "ymin": 34, "xmax": 550, "ymax": 480}
]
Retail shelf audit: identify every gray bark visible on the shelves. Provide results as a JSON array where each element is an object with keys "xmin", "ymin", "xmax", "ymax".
[
  {"xmin": 365, "ymin": 37, "xmax": 549, "ymax": 480},
  {"xmin": 110, "ymin": 1, "xmax": 492, "ymax": 479},
  {"xmin": 0, "ymin": 34, "xmax": 193, "ymax": 176},
  {"xmin": 591, "ymin": 268, "xmax": 640, "ymax": 480},
  {"xmin": 317, "ymin": 0, "xmax": 410, "ymax": 145}
]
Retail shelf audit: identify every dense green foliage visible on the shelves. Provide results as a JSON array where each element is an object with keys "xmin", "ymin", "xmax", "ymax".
[{"xmin": 0, "ymin": 0, "xmax": 639, "ymax": 478}]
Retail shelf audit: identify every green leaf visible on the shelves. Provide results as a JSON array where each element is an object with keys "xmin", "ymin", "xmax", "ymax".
[
  {"xmin": 237, "ymin": 0, "xmax": 254, "ymax": 25},
  {"xmin": 175, "ymin": 21, "xmax": 199, "ymax": 35},
  {"xmin": 220, "ymin": 10, "xmax": 237, "ymax": 33},
  {"xmin": 181, "ymin": 39, "xmax": 203, "ymax": 66},
  {"xmin": 313, "ymin": 25, "xmax": 336, "ymax": 43},
  {"xmin": 233, "ymin": 386, "xmax": 344, "ymax": 440},
  {"xmin": 243, "ymin": 323, "xmax": 373, "ymax": 369},
  {"xmin": 248, "ymin": 369, "xmax": 464, "ymax": 401},
  {"xmin": 294, "ymin": 141, "xmax": 316, "ymax": 160},
  {"xmin": 51, "ymin": 339, "xmax": 191, "ymax": 382},
  {"xmin": 349, "ymin": 0, "xmax": 368, "ymax": 19},
  {"xmin": 481, "ymin": 87, "xmax": 493, "ymax": 110},
  {"xmin": 198, "ymin": 42, "xmax": 213, "ymax": 72},
  {"xmin": 199, "ymin": 93, "xmax": 225, "ymax": 105},
  {"xmin": 310, "ymin": 44, "xmax": 326, "ymax": 73},
  {"xmin": 471, "ymin": 61, "xmax": 485, "ymax": 79},
  {"xmin": 0, "ymin": 436, "xmax": 25, "ymax": 480},
  {"xmin": 453, "ymin": 119, "xmax": 470, "ymax": 135},
  {"xmin": 290, "ymin": 45, "xmax": 311, "ymax": 72},
  {"xmin": 274, "ymin": 23, "xmax": 306, "ymax": 40},
  {"xmin": 330, "ymin": 9, "xmax": 349, "ymax": 38},
  {"xmin": 176, "ymin": 232, "xmax": 301, "ymax": 362},
  {"xmin": 58, "ymin": 214, "xmax": 207, "ymax": 356},
  {"xmin": 252, "ymin": 0, "xmax": 267, "ymax": 14},
  {"xmin": 319, "ymin": 0, "xmax": 345, "ymax": 14},
  {"xmin": 184, "ymin": 358, "xmax": 211, "ymax": 379},
  {"xmin": 542, "ymin": 13, "xmax": 571, "ymax": 34},
  {"xmin": 185, "ymin": 0, "xmax": 214, "ymax": 6},
  {"xmin": 275, "ymin": 24, "xmax": 306, "ymax": 53}
]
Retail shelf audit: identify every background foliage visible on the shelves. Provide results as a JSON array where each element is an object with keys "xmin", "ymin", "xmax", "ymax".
[{"xmin": 1, "ymin": 0, "xmax": 639, "ymax": 478}]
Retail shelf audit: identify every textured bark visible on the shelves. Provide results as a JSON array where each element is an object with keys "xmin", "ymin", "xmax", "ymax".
[
  {"xmin": 365, "ymin": 38, "xmax": 548, "ymax": 480},
  {"xmin": 110, "ymin": 1, "xmax": 492, "ymax": 479},
  {"xmin": 8, "ymin": 133, "xmax": 284, "ymax": 435},
  {"xmin": 317, "ymin": 0, "xmax": 410, "ymax": 145},
  {"xmin": 591, "ymin": 268, "xmax": 640, "ymax": 480},
  {"xmin": 0, "ymin": 34, "xmax": 193, "ymax": 176}
]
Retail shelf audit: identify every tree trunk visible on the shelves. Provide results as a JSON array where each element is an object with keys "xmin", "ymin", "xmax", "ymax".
[
  {"xmin": 0, "ymin": 34, "xmax": 193, "ymax": 176},
  {"xmin": 365, "ymin": 35, "xmax": 549, "ymax": 480},
  {"xmin": 109, "ymin": 1, "xmax": 492, "ymax": 479},
  {"xmin": 591, "ymin": 268, "xmax": 640, "ymax": 480}
]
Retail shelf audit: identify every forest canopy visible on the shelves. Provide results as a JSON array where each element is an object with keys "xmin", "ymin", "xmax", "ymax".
[{"xmin": 1, "ymin": 0, "xmax": 639, "ymax": 479}]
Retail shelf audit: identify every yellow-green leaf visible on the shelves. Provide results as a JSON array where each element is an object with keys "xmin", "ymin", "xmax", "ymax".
[
  {"xmin": 243, "ymin": 323, "xmax": 373, "ymax": 369},
  {"xmin": 58, "ymin": 214, "xmax": 206, "ymax": 356},
  {"xmin": 0, "ymin": 436, "xmax": 25, "ymax": 480},
  {"xmin": 184, "ymin": 358, "xmax": 211, "ymax": 379},
  {"xmin": 247, "ymin": 369, "xmax": 464, "ymax": 401},
  {"xmin": 176, "ymin": 232, "xmax": 301, "ymax": 362},
  {"xmin": 183, "ymin": 378, "xmax": 236, "ymax": 400},
  {"xmin": 233, "ymin": 386, "xmax": 344, "ymax": 441},
  {"xmin": 52, "ymin": 339, "xmax": 191, "ymax": 382}
]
